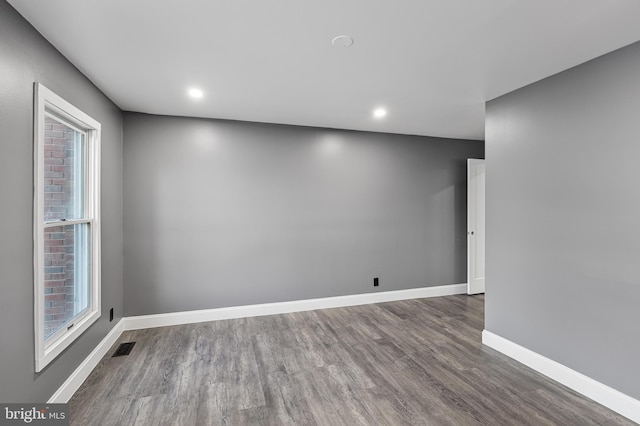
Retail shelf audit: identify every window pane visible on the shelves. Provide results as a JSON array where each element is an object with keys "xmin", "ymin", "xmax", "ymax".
[
  {"xmin": 43, "ymin": 115, "xmax": 85, "ymax": 222},
  {"xmin": 44, "ymin": 223, "xmax": 91, "ymax": 341}
]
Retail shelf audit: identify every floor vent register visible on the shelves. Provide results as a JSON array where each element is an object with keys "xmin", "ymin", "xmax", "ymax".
[{"xmin": 112, "ymin": 342, "xmax": 136, "ymax": 357}]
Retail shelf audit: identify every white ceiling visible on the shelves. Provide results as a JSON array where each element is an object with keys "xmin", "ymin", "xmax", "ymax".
[{"xmin": 8, "ymin": 0, "xmax": 640, "ymax": 140}]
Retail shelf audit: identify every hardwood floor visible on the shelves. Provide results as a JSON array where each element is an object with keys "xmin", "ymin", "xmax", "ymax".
[{"xmin": 69, "ymin": 295, "xmax": 633, "ymax": 425}]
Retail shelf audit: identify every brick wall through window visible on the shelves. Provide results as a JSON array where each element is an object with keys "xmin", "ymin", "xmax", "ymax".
[{"xmin": 43, "ymin": 116, "xmax": 77, "ymax": 338}]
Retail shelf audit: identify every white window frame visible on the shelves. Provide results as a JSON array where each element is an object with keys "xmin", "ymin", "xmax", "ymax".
[{"xmin": 33, "ymin": 83, "xmax": 101, "ymax": 372}]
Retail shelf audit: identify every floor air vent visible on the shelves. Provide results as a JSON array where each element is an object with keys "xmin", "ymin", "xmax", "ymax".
[{"xmin": 113, "ymin": 342, "xmax": 136, "ymax": 357}]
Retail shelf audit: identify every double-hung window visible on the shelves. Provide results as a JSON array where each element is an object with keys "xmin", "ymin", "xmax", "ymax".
[{"xmin": 33, "ymin": 83, "xmax": 101, "ymax": 372}]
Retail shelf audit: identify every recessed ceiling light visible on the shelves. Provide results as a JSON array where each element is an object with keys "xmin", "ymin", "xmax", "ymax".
[
  {"xmin": 373, "ymin": 107, "xmax": 387, "ymax": 119},
  {"xmin": 188, "ymin": 88, "xmax": 204, "ymax": 99},
  {"xmin": 332, "ymin": 35, "xmax": 354, "ymax": 48}
]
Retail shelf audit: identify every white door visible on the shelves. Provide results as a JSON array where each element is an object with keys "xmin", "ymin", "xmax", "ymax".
[{"xmin": 467, "ymin": 159, "xmax": 485, "ymax": 294}]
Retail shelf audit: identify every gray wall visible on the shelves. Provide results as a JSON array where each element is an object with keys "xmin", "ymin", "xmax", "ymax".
[
  {"xmin": 0, "ymin": 2, "xmax": 123, "ymax": 402},
  {"xmin": 486, "ymin": 41, "xmax": 640, "ymax": 399},
  {"xmin": 124, "ymin": 113, "xmax": 483, "ymax": 315}
]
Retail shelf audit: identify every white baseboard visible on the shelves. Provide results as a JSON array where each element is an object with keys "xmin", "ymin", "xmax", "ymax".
[
  {"xmin": 48, "ymin": 319, "xmax": 124, "ymax": 403},
  {"xmin": 123, "ymin": 283, "xmax": 467, "ymax": 331},
  {"xmin": 482, "ymin": 330, "xmax": 640, "ymax": 424}
]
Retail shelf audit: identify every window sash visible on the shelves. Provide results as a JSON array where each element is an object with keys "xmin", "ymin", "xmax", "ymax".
[
  {"xmin": 42, "ymin": 220, "xmax": 93, "ymax": 347},
  {"xmin": 42, "ymin": 112, "xmax": 89, "ymax": 223}
]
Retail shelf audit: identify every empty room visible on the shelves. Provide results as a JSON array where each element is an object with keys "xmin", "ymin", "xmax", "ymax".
[{"xmin": 1, "ymin": 0, "xmax": 639, "ymax": 424}]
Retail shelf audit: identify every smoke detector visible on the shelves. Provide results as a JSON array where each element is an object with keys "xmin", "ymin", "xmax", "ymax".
[{"xmin": 332, "ymin": 35, "xmax": 354, "ymax": 48}]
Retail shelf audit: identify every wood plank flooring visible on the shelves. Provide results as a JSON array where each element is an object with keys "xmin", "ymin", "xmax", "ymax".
[{"xmin": 69, "ymin": 295, "xmax": 634, "ymax": 425}]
